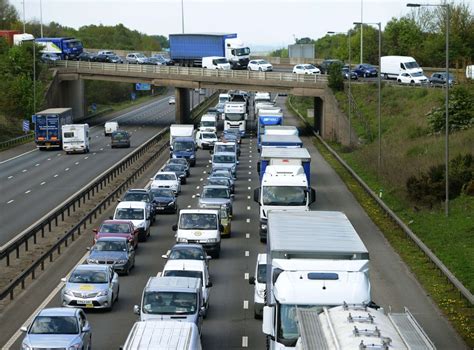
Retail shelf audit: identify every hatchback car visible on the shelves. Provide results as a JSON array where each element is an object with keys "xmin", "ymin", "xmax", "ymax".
[
  {"xmin": 150, "ymin": 171, "xmax": 181, "ymax": 194},
  {"xmin": 342, "ymin": 67, "xmax": 358, "ymax": 80},
  {"xmin": 208, "ymin": 169, "xmax": 236, "ymax": 188},
  {"xmin": 353, "ymin": 63, "xmax": 378, "ymax": 78},
  {"xmin": 150, "ymin": 188, "xmax": 178, "ymax": 214},
  {"xmin": 111, "ymin": 130, "xmax": 130, "ymax": 148},
  {"xmin": 397, "ymin": 72, "xmax": 429, "ymax": 85},
  {"xmin": 248, "ymin": 59, "xmax": 273, "ymax": 72},
  {"xmin": 292, "ymin": 64, "xmax": 321, "ymax": 75},
  {"xmin": 87, "ymin": 237, "xmax": 135, "ymax": 275},
  {"xmin": 21, "ymin": 308, "xmax": 92, "ymax": 350},
  {"xmin": 93, "ymin": 220, "xmax": 139, "ymax": 249},
  {"xmin": 198, "ymin": 185, "xmax": 234, "ymax": 215},
  {"xmin": 211, "ymin": 152, "xmax": 238, "ymax": 177},
  {"xmin": 161, "ymin": 164, "xmax": 187, "ymax": 184},
  {"xmin": 168, "ymin": 158, "xmax": 190, "ymax": 176},
  {"xmin": 429, "ymin": 72, "xmax": 456, "ymax": 87},
  {"xmin": 41, "ymin": 53, "xmax": 61, "ymax": 62},
  {"xmin": 126, "ymin": 52, "xmax": 148, "ymax": 64},
  {"xmin": 162, "ymin": 244, "xmax": 211, "ymax": 266},
  {"xmin": 61, "ymin": 264, "xmax": 119, "ymax": 310}
]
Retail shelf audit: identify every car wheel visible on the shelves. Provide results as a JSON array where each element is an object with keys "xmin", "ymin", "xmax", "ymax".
[
  {"xmin": 364, "ymin": 72, "xmax": 368, "ymax": 78},
  {"xmin": 410, "ymin": 80, "xmax": 415, "ymax": 86},
  {"xmin": 384, "ymin": 73, "xmax": 389, "ymax": 80},
  {"xmin": 397, "ymin": 79, "xmax": 402, "ymax": 84}
]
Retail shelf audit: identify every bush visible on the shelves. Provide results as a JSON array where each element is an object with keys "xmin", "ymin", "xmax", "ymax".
[
  {"xmin": 328, "ymin": 62, "xmax": 344, "ymax": 92},
  {"xmin": 406, "ymin": 153, "xmax": 474, "ymax": 206}
]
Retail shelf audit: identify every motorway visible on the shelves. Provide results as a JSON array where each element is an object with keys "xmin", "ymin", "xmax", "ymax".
[
  {"xmin": 0, "ymin": 95, "xmax": 467, "ymax": 349},
  {"xmin": 0, "ymin": 90, "xmax": 206, "ymax": 246}
]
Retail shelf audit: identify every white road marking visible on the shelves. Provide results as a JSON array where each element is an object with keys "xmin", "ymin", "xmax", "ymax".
[
  {"xmin": 246, "ymin": 233, "xmax": 250, "ymax": 239},
  {"xmin": 248, "ymin": 172, "xmax": 252, "ymax": 175},
  {"xmin": 2, "ymin": 251, "xmax": 89, "ymax": 349},
  {"xmin": 7, "ymin": 200, "xmax": 14, "ymax": 204},
  {"xmin": 248, "ymin": 179, "xmax": 251, "ymax": 182},
  {"xmin": 244, "ymin": 273, "xmax": 249, "ymax": 280},
  {"xmin": 247, "ymin": 196, "xmax": 251, "ymax": 200},
  {"xmin": 246, "ymin": 219, "xmax": 250, "ymax": 223},
  {"xmin": 75, "ymin": 162, "xmax": 79, "ymax": 165},
  {"xmin": 192, "ymin": 195, "xmax": 196, "ymax": 198},
  {"xmin": 0, "ymin": 148, "xmax": 37, "ymax": 165},
  {"xmin": 187, "ymin": 205, "xmax": 191, "ymax": 208},
  {"xmin": 22, "ymin": 169, "xmax": 27, "ymax": 173},
  {"xmin": 249, "ymin": 160, "xmax": 252, "ymax": 163},
  {"xmin": 247, "ymin": 206, "xmax": 251, "ymax": 210},
  {"xmin": 200, "ymin": 178, "xmax": 203, "ymax": 181},
  {"xmin": 245, "ymin": 251, "xmax": 250, "ymax": 256},
  {"xmin": 65, "ymin": 168, "xmax": 69, "ymax": 171},
  {"xmin": 40, "ymin": 182, "xmax": 46, "ymax": 185},
  {"xmin": 243, "ymin": 300, "xmax": 249, "ymax": 309},
  {"xmin": 196, "ymin": 186, "xmax": 200, "ymax": 189},
  {"xmin": 93, "ymin": 153, "xmax": 97, "ymax": 155},
  {"xmin": 203, "ymin": 171, "xmax": 207, "ymax": 174},
  {"xmin": 47, "ymin": 158, "xmax": 51, "ymax": 161},
  {"xmin": 8, "ymin": 175, "xmax": 13, "ymax": 179},
  {"xmin": 249, "ymin": 166, "xmax": 252, "ymax": 168},
  {"xmin": 84, "ymin": 156, "xmax": 89, "ymax": 159},
  {"xmin": 248, "ymin": 187, "xmax": 251, "ymax": 190},
  {"xmin": 249, "ymin": 155, "xmax": 252, "ymax": 158},
  {"xmin": 35, "ymin": 163, "xmax": 40, "ymax": 167},
  {"xmin": 54, "ymin": 174, "xmax": 58, "ymax": 178},
  {"xmin": 25, "ymin": 190, "xmax": 31, "ymax": 194},
  {"xmin": 100, "ymin": 148, "xmax": 104, "ymax": 151}
]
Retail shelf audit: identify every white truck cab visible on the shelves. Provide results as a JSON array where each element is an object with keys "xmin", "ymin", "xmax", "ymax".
[
  {"xmin": 173, "ymin": 209, "xmax": 222, "ymax": 258},
  {"xmin": 61, "ymin": 124, "xmax": 90, "ymax": 154}
]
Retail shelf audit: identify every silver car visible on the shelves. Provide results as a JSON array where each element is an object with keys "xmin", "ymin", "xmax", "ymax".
[
  {"xmin": 211, "ymin": 152, "xmax": 238, "ymax": 177},
  {"xmin": 21, "ymin": 307, "xmax": 92, "ymax": 350},
  {"xmin": 61, "ymin": 264, "xmax": 119, "ymax": 310},
  {"xmin": 198, "ymin": 185, "xmax": 234, "ymax": 216}
]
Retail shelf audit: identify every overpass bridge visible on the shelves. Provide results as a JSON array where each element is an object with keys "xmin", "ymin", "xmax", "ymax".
[{"xmin": 49, "ymin": 60, "xmax": 331, "ymax": 134}]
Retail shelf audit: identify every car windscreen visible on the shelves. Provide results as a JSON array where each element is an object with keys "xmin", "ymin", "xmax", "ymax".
[
  {"xmin": 233, "ymin": 47, "xmax": 250, "ymax": 56},
  {"xmin": 201, "ymin": 121, "xmax": 215, "ymax": 127},
  {"xmin": 225, "ymin": 113, "xmax": 244, "ymax": 121},
  {"xmin": 173, "ymin": 141, "xmax": 194, "ymax": 151},
  {"xmin": 213, "ymin": 58, "xmax": 228, "ymax": 64},
  {"xmin": 150, "ymin": 188, "xmax": 174, "ymax": 197},
  {"xmin": 213, "ymin": 154, "xmax": 235, "ymax": 163},
  {"xmin": 164, "ymin": 165, "xmax": 184, "ymax": 172},
  {"xmin": 99, "ymin": 223, "xmax": 131, "ymax": 233},
  {"xmin": 29, "ymin": 316, "xmax": 79, "ymax": 335},
  {"xmin": 155, "ymin": 174, "xmax": 175, "ymax": 181},
  {"xmin": 405, "ymin": 61, "xmax": 420, "ymax": 69},
  {"xmin": 123, "ymin": 193, "xmax": 148, "ymax": 202},
  {"xmin": 207, "ymin": 179, "xmax": 228, "ymax": 187},
  {"xmin": 179, "ymin": 213, "xmax": 218, "ymax": 230},
  {"xmin": 169, "ymin": 248, "xmax": 205, "ymax": 260},
  {"xmin": 112, "ymin": 132, "xmax": 128, "ymax": 139},
  {"xmin": 412, "ymin": 72, "xmax": 424, "ymax": 77},
  {"xmin": 93, "ymin": 240, "xmax": 127, "ymax": 251},
  {"xmin": 202, "ymin": 187, "xmax": 230, "ymax": 199},
  {"xmin": 69, "ymin": 269, "xmax": 107, "ymax": 283},
  {"xmin": 143, "ymin": 291, "xmax": 197, "ymax": 315},
  {"xmin": 216, "ymin": 145, "xmax": 234, "ymax": 153},
  {"xmin": 202, "ymin": 133, "xmax": 216, "ymax": 139},
  {"xmin": 257, "ymin": 264, "xmax": 267, "ymax": 283},
  {"xmin": 303, "ymin": 64, "xmax": 315, "ymax": 69},
  {"xmin": 115, "ymin": 208, "xmax": 144, "ymax": 220}
]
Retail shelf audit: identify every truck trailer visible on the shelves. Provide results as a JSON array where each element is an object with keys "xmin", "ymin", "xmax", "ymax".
[
  {"xmin": 169, "ymin": 33, "xmax": 250, "ymax": 69},
  {"xmin": 262, "ymin": 211, "xmax": 371, "ymax": 350},
  {"xmin": 258, "ymin": 147, "xmax": 311, "ymax": 184},
  {"xmin": 0, "ymin": 30, "xmax": 20, "ymax": 46},
  {"xmin": 260, "ymin": 135, "xmax": 303, "ymax": 150},
  {"xmin": 33, "ymin": 108, "xmax": 73, "ymax": 150}
]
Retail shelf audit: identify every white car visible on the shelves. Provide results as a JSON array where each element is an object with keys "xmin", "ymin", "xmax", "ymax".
[
  {"xmin": 126, "ymin": 52, "xmax": 148, "ymax": 64},
  {"xmin": 293, "ymin": 64, "xmax": 321, "ymax": 75},
  {"xmin": 249, "ymin": 253, "xmax": 266, "ymax": 318},
  {"xmin": 168, "ymin": 96, "xmax": 176, "ymax": 105},
  {"xmin": 397, "ymin": 72, "xmax": 429, "ymax": 85},
  {"xmin": 248, "ymin": 59, "xmax": 273, "ymax": 72},
  {"xmin": 150, "ymin": 171, "xmax": 181, "ymax": 194}
]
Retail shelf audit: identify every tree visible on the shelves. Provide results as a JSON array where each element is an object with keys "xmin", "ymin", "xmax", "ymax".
[
  {"xmin": 0, "ymin": 0, "xmax": 19, "ymax": 29},
  {"xmin": 328, "ymin": 62, "xmax": 344, "ymax": 91},
  {"xmin": 383, "ymin": 17, "xmax": 423, "ymax": 58}
]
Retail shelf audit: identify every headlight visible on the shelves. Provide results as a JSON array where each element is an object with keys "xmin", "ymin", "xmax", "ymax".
[
  {"xmin": 68, "ymin": 343, "xmax": 82, "ymax": 350},
  {"xmin": 64, "ymin": 289, "xmax": 74, "ymax": 296},
  {"xmin": 21, "ymin": 342, "xmax": 31, "ymax": 350},
  {"xmin": 190, "ymin": 155, "xmax": 195, "ymax": 159},
  {"xmin": 177, "ymin": 237, "xmax": 188, "ymax": 243},
  {"xmin": 207, "ymin": 238, "xmax": 218, "ymax": 243},
  {"xmin": 136, "ymin": 222, "xmax": 145, "ymax": 228},
  {"xmin": 172, "ymin": 154, "xmax": 177, "ymax": 159},
  {"xmin": 116, "ymin": 259, "xmax": 128, "ymax": 264},
  {"xmin": 87, "ymin": 259, "xmax": 99, "ymax": 264},
  {"xmin": 167, "ymin": 201, "xmax": 176, "ymax": 206},
  {"xmin": 97, "ymin": 290, "xmax": 109, "ymax": 297}
]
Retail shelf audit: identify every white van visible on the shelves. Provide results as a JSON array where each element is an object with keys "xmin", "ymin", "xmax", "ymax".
[
  {"xmin": 61, "ymin": 124, "xmax": 90, "ymax": 154},
  {"xmin": 380, "ymin": 56, "xmax": 423, "ymax": 80},
  {"xmin": 113, "ymin": 201, "xmax": 151, "ymax": 241},
  {"xmin": 122, "ymin": 320, "xmax": 202, "ymax": 350},
  {"xmin": 249, "ymin": 253, "xmax": 266, "ymax": 318},
  {"xmin": 202, "ymin": 56, "xmax": 231, "ymax": 70},
  {"xmin": 199, "ymin": 114, "xmax": 217, "ymax": 133},
  {"xmin": 173, "ymin": 209, "xmax": 222, "ymax": 258},
  {"xmin": 104, "ymin": 121, "xmax": 119, "ymax": 136}
]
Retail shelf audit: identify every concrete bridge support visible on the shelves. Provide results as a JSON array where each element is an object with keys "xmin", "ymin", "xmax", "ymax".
[
  {"xmin": 59, "ymin": 79, "xmax": 85, "ymax": 120},
  {"xmin": 175, "ymin": 87, "xmax": 190, "ymax": 124},
  {"xmin": 313, "ymin": 96, "xmax": 323, "ymax": 135}
]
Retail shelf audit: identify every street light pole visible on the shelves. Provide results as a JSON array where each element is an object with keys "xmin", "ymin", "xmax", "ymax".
[
  {"xmin": 354, "ymin": 21, "xmax": 382, "ymax": 175},
  {"xmin": 40, "ymin": 0, "xmax": 44, "ymax": 38},
  {"xmin": 407, "ymin": 2, "xmax": 449, "ymax": 216},
  {"xmin": 181, "ymin": 0, "xmax": 185, "ymax": 34},
  {"xmin": 22, "ymin": 0, "xmax": 26, "ymax": 33},
  {"xmin": 360, "ymin": 0, "xmax": 364, "ymax": 64}
]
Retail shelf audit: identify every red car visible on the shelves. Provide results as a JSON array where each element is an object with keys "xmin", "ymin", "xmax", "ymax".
[{"xmin": 93, "ymin": 220, "xmax": 139, "ymax": 248}]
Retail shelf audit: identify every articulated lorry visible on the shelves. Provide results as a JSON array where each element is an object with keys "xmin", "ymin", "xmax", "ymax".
[
  {"xmin": 262, "ymin": 211, "xmax": 372, "ymax": 350},
  {"xmin": 258, "ymin": 147, "xmax": 311, "ymax": 184},
  {"xmin": 169, "ymin": 33, "xmax": 250, "ymax": 69},
  {"xmin": 295, "ymin": 305, "xmax": 435, "ymax": 350},
  {"xmin": 260, "ymin": 135, "xmax": 303, "ymax": 151},
  {"xmin": 170, "ymin": 124, "xmax": 196, "ymax": 166},
  {"xmin": 224, "ymin": 101, "xmax": 247, "ymax": 136},
  {"xmin": 257, "ymin": 109, "xmax": 283, "ymax": 147},
  {"xmin": 254, "ymin": 163, "xmax": 315, "ymax": 241},
  {"xmin": 33, "ymin": 108, "xmax": 73, "ymax": 150},
  {"xmin": 35, "ymin": 37, "xmax": 83, "ymax": 60}
]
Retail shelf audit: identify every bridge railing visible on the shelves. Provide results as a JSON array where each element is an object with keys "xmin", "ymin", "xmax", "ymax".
[{"xmin": 51, "ymin": 60, "xmax": 328, "ymax": 85}]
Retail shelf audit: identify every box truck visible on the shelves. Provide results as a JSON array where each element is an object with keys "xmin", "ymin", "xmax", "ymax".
[
  {"xmin": 169, "ymin": 33, "xmax": 250, "ymax": 69},
  {"xmin": 33, "ymin": 108, "xmax": 73, "ymax": 150}
]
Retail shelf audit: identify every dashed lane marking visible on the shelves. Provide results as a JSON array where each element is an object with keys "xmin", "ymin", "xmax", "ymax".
[
  {"xmin": 8, "ymin": 175, "xmax": 13, "ymax": 179},
  {"xmin": 246, "ymin": 233, "xmax": 250, "ymax": 239},
  {"xmin": 25, "ymin": 190, "xmax": 31, "ymax": 194},
  {"xmin": 248, "ymin": 172, "xmax": 252, "ymax": 175},
  {"xmin": 40, "ymin": 182, "xmax": 46, "ymax": 185},
  {"xmin": 47, "ymin": 158, "xmax": 51, "ymax": 161},
  {"xmin": 192, "ymin": 195, "xmax": 196, "ymax": 198},
  {"xmin": 65, "ymin": 168, "xmax": 69, "ymax": 171},
  {"xmin": 7, "ymin": 200, "xmax": 14, "ymax": 204},
  {"xmin": 247, "ymin": 206, "xmax": 251, "ymax": 210},
  {"xmin": 35, "ymin": 163, "xmax": 40, "ymax": 167},
  {"xmin": 246, "ymin": 219, "xmax": 250, "ymax": 223},
  {"xmin": 247, "ymin": 196, "xmax": 251, "ymax": 200},
  {"xmin": 247, "ymin": 187, "xmax": 251, "ymax": 190},
  {"xmin": 22, "ymin": 169, "xmax": 27, "ymax": 173},
  {"xmin": 187, "ymin": 205, "xmax": 191, "ymax": 208},
  {"xmin": 243, "ymin": 300, "xmax": 249, "ymax": 309},
  {"xmin": 245, "ymin": 250, "xmax": 249, "ymax": 256},
  {"xmin": 53, "ymin": 174, "xmax": 58, "ymax": 178},
  {"xmin": 244, "ymin": 273, "xmax": 249, "ymax": 280},
  {"xmin": 84, "ymin": 156, "xmax": 89, "ymax": 160},
  {"xmin": 75, "ymin": 162, "xmax": 79, "ymax": 165},
  {"xmin": 196, "ymin": 186, "xmax": 200, "ymax": 189}
]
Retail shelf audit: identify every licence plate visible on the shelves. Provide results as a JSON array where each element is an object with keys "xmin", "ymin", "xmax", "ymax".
[
  {"xmin": 77, "ymin": 300, "xmax": 93, "ymax": 307},
  {"xmin": 157, "ymin": 207, "xmax": 165, "ymax": 210}
]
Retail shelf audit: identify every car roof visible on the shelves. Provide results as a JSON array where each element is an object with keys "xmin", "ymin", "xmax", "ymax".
[
  {"xmin": 156, "ymin": 171, "xmax": 177, "ymax": 176},
  {"xmin": 146, "ymin": 276, "xmax": 201, "ymax": 291},
  {"xmin": 38, "ymin": 307, "xmax": 79, "ymax": 317},
  {"xmin": 213, "ymin": 152, "xmax": 235, "ymax": 156},
  {"xmin": 164, "ymin": 259, "xmax": 206, "ymax": 272},
  {"xmin": 95, "ymin": 236, "xmax": 128, "ymax": 242},
  {"xmin": 116, "ymin": 201, "xmax": 147, "ymax": 209},
  {"xmin": 180, "ymin": 209, "xmax": 219, "ymax": 215},
  {"xmin": 171, "ymin": 243, "xmax": 205, "ymax": 251},
  {"xmin": 102, "ymin": 219, "xmax": 132, "ymax": 225},
  {"xmin": 203, "ymin": 185, "xmax": 229, "ymax": 190},
  {"xmin": 126, "ymin": 189, "xmax": 149, "ymax": 193}
]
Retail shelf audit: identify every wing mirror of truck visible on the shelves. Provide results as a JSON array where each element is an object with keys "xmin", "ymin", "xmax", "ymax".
[
  {"xmin": 249, "ymin": 276, "xmax": 256, "ymax": 285},
  {"xmin": 310, "ymin": 188, "xmax": 316, "ymax": 204},
  {"xmin": 253, "ymin": 188, "xmax": 260, "ymax": 203},
  {"xmin": 262, "ymin": 306, "xmax": 276, "ymax": 337},
  {"xmin": 109, "ymin": 216, "xmax": 113, "ymax": 220},
  {"xmin": 133, "ymin": 305, "xmax": 140, "ymax": 315},
  {"xmin": 206, "ymin": 281, "xmax": 213, "ymax": 288},
  {"xmin": 172, "ymin": 224, "xmax": 178, "ymax": 231},
  {"xmin": 257, "ymin": 162, "xmax": 261, "ymax": 174}
]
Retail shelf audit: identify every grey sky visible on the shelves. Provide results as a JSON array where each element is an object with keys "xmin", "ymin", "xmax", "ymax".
[{"xmin": 14, "ymin": 0, "xmax": 428, "ymax": 48}]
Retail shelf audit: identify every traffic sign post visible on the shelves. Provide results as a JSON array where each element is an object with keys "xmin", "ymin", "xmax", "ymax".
[{"xmin": 22, "ymin": 120, "xmax": 30, "ymax": 134}]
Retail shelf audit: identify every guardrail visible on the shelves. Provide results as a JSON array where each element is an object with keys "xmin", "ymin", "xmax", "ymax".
[
  {"xmin": 0, "ymin": 94, "xmax": 215, "ymax": 301},
  {"xmin": 50, "ymin": 60, "xmax": 328, "ymax": 85},
  {"xmin": 288, "ymin": 97, "xmax": 474, "ymax": 306},
  {"xmin": 0, "ymin": 133, "xmax": 34, "ymax": 150}
]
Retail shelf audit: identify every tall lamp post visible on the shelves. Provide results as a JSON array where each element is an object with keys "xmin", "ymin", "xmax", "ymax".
[
  {"xmin": 360, "ymin": 0, "xmax": 364, "ymax": 64},
  {"xmin": 354, "ymin": 21, "xmax": 381, "ymax": 176},
  {"xmin": 181, "ymin": 0, "xmax": 185, "ymax": 33},
  {"xmin": 407, "ymin": 3, "xmax": 449, "ymax": 216},
  {"xmin": 327, "ymin": 30, "xmax": 353, "ymax": 145},
  {"xmin": 39, "ymin": 0, "xmax": 44, "ymax": 37}
]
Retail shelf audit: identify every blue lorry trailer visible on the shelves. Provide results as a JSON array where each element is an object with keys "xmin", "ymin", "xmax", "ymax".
[
  {"xmin": 259, "ymin": 135, "xmax": 303, "ymax": 150},
  {"xmin": 33, "ymin": 108, "xmax": 73, "ymax": 149},
  {"xmin": 257, "ymin": 114, "xmax": 283, "ymax": 147}
]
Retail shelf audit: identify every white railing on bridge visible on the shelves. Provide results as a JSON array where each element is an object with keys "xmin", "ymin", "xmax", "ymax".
[{"xmin": 52, "ymin": 60, "xmax": 328, "ymax": 85}]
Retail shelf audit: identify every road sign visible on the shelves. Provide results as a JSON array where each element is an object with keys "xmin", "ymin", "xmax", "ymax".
[
  {"xmin": 131, "ymin": 92, "xmax": 136, "ymax": 101},
  {"xmin": 135, "ymin": 83, "xmax": 151, "ymax": 91},
  {"xmin": 23, "ymin": 120, "xmax": 30, "ymax": 132},
  {"xmin": 91, "ymin": 103, "xmax": 97, "ymax": 112}
]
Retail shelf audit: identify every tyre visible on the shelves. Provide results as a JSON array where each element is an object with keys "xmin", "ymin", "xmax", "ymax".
[{"xmin": 384, "ymin": 73, "xmax": 389, "ymax": 80}]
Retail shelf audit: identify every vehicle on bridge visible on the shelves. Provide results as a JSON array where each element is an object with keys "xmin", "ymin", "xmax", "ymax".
[
  {"xmin": 169, "ymin": 33, "xmax": 250, "ymax": 69},
  {"xmin": 61, "ymin": 124, "xmax": 90, "ymax": 154},
  {"xmin": 33, "ymin": 108, "xmax": 73, "ymax": 150},
  {"xmin": 224, "ymin": 101, "xmax": 247, "ymax": 136},
  {"xmin": 202, "ymin": 56, "xmax": 231, "ymax": 70},
  {"xmin": 35, "ymin": 37, "xmax": 83, "ymax": 60}
]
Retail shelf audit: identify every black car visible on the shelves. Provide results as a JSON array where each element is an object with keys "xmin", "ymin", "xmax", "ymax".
[
  {"xmin": 162, "ymin": 244, "xmax": 211, "ymax": 266},
  {"xmin": 342, "ymin": 67, "xmax": 358, "ymax": 80},
  {"xmin": 78, "ymin": 51, "xmax": 96, "ymax": 62},
  {"xmin": 151, "ymin": 54, "xmax": 173, "ymax": 66},
  {"xmin": 429, "ymin": 72, "xmax": 456, "ymax": 87},
  {"xmin": 150, "ymin": 188, "xmax": 178, "ymax": 213},
  {"xmin": 167, "ymin": 158, "xmax": 190, "ymax": 176},
  {"xmin": 111, "ymin": 130, "xmax": 130, "ymax": 148},
  {"xmin": 318, "ymin": 59, "xmax": 344, "ymax": 74},
  {"xmin": 162, "ymin": 164, "xmax": 187, "ymax": 184},
  {"xmin": 121, "ymin": 189, "xmax": 156, "ymax": 222},
  {"xmin": 86, "ymin": 237, "xmax": 135, "ymax": 275}
]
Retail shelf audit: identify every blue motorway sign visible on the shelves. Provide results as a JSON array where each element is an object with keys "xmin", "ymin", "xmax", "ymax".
[{"xmin": 135, "ymin": 83, "xmax": 151, "ymax": 91}]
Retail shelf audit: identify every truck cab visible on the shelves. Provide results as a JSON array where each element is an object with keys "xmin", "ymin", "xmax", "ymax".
[
  {"xmin": 224, "ymin": 101, "xmax": 247, "ymax": 136},
  {"xmin": 171, "ymin": 137, "xmax": 196, "ymax": 167}
]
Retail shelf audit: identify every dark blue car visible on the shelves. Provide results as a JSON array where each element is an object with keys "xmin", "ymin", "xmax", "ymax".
[
  {"xmin": 150, "ymin": 188, "xmax": 178, "ymax": 214},
  {"xmin": 353, "ymin": 64, "xmax": 378, "ymax": 78}
]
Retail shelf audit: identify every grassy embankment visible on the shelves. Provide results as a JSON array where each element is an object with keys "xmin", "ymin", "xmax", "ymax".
[{"xmin": 289, "ymin": 83, "xmax": 473, "ymax": 346}]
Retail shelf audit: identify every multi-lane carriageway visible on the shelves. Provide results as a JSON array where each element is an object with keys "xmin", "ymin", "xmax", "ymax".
[{"xmin": 0, "ymin": 96, "xmax": 467, "ymax": 349}]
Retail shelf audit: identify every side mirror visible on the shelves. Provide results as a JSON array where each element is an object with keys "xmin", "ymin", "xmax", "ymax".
[
  {"xmin": 117, "ymin": 199, "xmax": 121, "ymax": 203},
  {"xmin": 249, "ymin": 276, "xmax": 256, "ymax": 285},
  {"xmin": 20, "ymin": 326, "xmax": 28, "ymax": 332},
  {"xmin": 236, "ymin": 161, "xmax": 240, "ymax": 164},
  {"xmin": 109, "ymin": 216, "xmax": 113, "ymax": 220},
  {"xmin": 262, "ymin": 306, "xmax": 275, "ymax": 337},
  {"xmin": 82, "ymin": 324, "xmax": 91, "ymax": 333},
  {"xmin": 196, "ymin": 193, "xmax": 201, "ymax": 197},
  {"xmin": 172, "ymin": 224, "xmax": 178, "ymax": 231},
  {"xmin": 230, "ymin": 194, "xmax": 235, "ymax": 198},
  {"xmin": 161, "ymin": 254, "xmax": 168, "ymax": 259},
  {"xmin": 133, "ymin": 305, "xmax": 140, "ymax": 315},
  {"xmin": 86, "ymin": 247, "xmax": 91, "ymax": 251},
  {"xmin": 206, "ymin": 281, "xmax": 213, "ymax": 288},
  {"xmin": 199, "ymin": 307, "xmax": 206, "ymax": 316},
  {"xmin": 61, "ymin": 277, "xmax": 67, "ymax": 283},
  {"xmin": 310, "ymin": 188, "xmax": 316, "ymax": 204},
  {"xmin": 253, "ymin": 188, "xmax": 260, "ymax": 203},
  {"xmin": 206, "ymin": 255, "xmax": 212, "ymax": 260}
]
